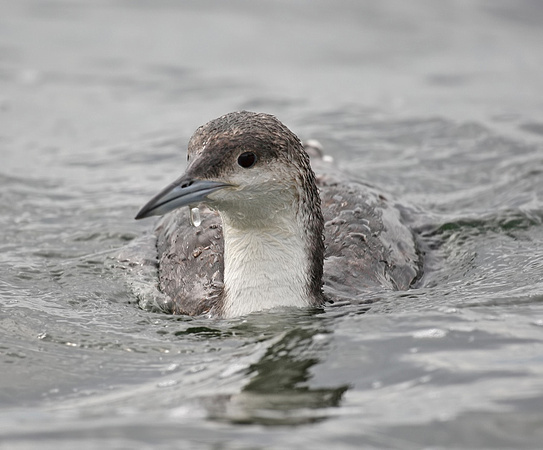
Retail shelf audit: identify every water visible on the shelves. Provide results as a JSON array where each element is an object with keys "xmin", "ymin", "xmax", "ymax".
[{"xmin": 1, "ymin": 0, "xmax": 543, "ymax": 448}]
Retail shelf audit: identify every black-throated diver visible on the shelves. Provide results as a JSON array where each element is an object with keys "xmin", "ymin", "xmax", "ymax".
[{"xmin": 135, "ymin": 111, "xmax": 420, "ymax": 318}]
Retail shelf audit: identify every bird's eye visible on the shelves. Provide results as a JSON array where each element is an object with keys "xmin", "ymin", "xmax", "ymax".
[{"xmin": 237, "ymin": 152, "xmax": 257, "ymax": 168}]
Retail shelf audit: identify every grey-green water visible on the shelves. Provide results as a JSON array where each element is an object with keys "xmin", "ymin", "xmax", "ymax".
[{"xmin": 2, "ymin": 1, "xmax": 543, "ymax": 448}]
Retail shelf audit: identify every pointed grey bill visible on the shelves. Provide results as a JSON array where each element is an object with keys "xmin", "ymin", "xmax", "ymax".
[{"xmin": 135, "ymin": 176, "xmax": 231, "ymax": 220}]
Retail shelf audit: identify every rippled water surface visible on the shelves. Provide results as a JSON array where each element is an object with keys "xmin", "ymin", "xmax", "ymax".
[{"xmin": 2, "ymin": 1, "xmax": 543, "ymax": 448}]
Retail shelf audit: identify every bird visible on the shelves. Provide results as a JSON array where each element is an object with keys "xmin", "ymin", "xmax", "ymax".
[{"xmin": 135, "ymin": 111, "xmax": 420, "ymax": 318}]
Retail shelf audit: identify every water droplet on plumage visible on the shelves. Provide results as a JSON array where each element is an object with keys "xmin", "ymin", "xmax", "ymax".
[{"xmin": 190, "ymin": 206, "xmax": 201, "ymax": 227}]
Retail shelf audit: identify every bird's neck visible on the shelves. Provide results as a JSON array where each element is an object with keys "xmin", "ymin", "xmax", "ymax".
[{"xmin": 219, "ymin": 207, "xmax": 320, "ymax": 318}]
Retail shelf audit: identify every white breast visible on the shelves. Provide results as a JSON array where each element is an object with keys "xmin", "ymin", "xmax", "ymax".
[{"xmin": 220, "ymin": 215, "xmax": 311, "ymax": 318}]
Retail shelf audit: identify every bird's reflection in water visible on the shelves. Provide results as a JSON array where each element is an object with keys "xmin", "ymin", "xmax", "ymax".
[{"xmin": 202, "ymin": 326, "xmax": 349, "ymax": 425}]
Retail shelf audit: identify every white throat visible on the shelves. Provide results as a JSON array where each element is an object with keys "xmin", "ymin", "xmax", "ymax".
[{"xmin": 220, "ymin": 212, "xmax": 311, "ymax": 318}]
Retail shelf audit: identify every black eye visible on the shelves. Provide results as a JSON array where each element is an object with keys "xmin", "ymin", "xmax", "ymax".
[{"xmin": 237, "ymin": 152, "xmax": 257, "ymax": 168}]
